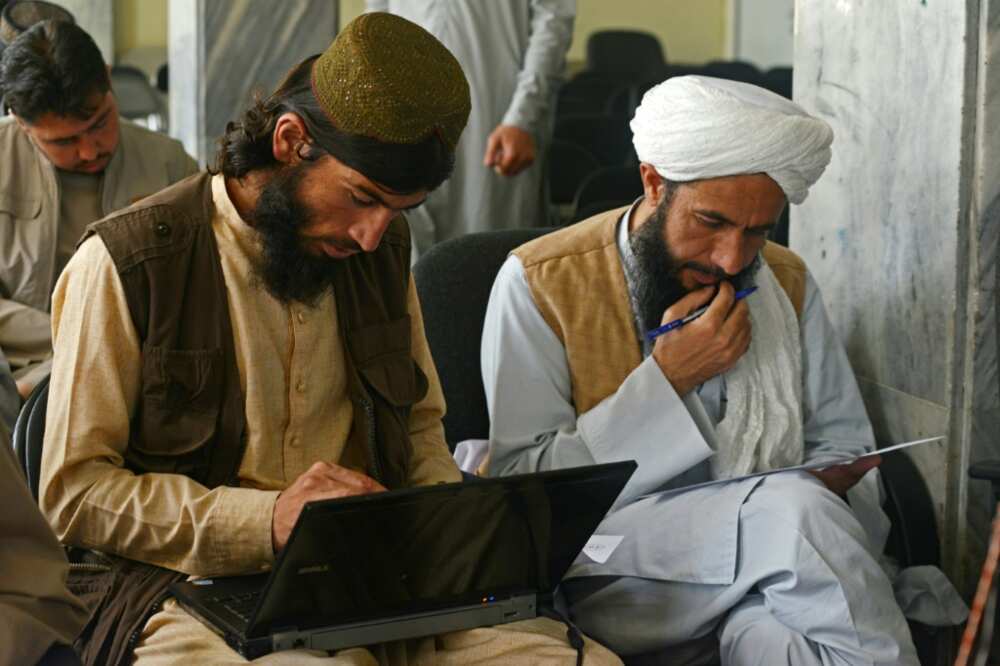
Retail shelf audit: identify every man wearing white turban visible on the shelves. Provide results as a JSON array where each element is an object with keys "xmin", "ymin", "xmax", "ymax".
[{"xmin": 479, "ymin": 77, "xmax": 966, "ymax": 664}]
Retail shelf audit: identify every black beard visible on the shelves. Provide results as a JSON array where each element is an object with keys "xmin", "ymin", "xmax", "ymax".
[
  {"xmin": 628, "ymin": 196, "xmax": 762, "ymax": 333},
  {"xmin": 249, "ymin": 164, "xmax": 340, "ymax": 306}
]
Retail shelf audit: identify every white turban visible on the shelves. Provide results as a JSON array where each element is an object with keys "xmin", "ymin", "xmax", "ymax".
[{"xmin": 630, "ymin": 75, "xmax": 834, "ymax": 205}]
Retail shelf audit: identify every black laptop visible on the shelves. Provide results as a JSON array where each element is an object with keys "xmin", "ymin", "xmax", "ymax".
[{"xmin": 171, "ymin": 461, "xmax": 636, "ymax": 658}]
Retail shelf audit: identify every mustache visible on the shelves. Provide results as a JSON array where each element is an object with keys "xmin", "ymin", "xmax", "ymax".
[
  {"xmin": 76, "ymin": 153, "xmax": 112, "ymax": 166},
  {"xmin": 678, "ymin": 261, "xmax": 737, "ymax": 282},
  {"xmin": 320, "ymin": 237, "xmax": 362, "ymax": 253}
]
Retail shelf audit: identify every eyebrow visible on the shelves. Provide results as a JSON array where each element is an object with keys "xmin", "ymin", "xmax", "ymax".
[
  {"xmin": 44, "ymin": 107, "xmax": 111, "ymax": 144},
  {"xmin": 356, "ymin": 184, "xmax": 426, "ymax": 212},
  {"xmin": 695, "ymin": 208, "xmax": 776, "ymax": 233}
]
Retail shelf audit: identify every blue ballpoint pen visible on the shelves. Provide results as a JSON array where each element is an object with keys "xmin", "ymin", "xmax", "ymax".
[{"xmin": 644, "ymin": 286, "xmax": 758, "ymax": 343}]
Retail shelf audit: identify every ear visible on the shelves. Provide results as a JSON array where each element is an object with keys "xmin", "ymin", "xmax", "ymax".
[
  {"xmin": 272, "ymin": 112, "xmax": 310, "ymax": 165},
  {"xmin": 639, "ymin": 163, "xmax": 666, "ymax": 204}
]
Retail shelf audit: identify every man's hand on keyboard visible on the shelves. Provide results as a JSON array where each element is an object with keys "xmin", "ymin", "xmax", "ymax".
[{"xmin": 272, "ymin": 462, "xmax": 386, "ymax": 553}]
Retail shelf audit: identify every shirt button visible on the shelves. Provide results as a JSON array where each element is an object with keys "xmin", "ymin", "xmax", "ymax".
[
  {"xmin": 296, "ymin": 312, "xmax": 306, "ymax": 324},
  {"xmin": 289, "ymin": 436, "xmax": 300, "ymax": 448},
  {"xmin": 296, "ymin": 380, "xmax": 306, "ymax": 393},
  {"xmin": 154, "ymin": 222, "xmax": 171, "ymax": 237}
]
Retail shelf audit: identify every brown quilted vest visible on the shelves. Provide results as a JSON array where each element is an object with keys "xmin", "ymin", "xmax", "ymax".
[
  {"xmin": 70, "ymin": 171, "xmax": 426, "ymax": 664},
  {"xmin": 512, "ymin": 207, "xmax": 806, "ymax": 415}
]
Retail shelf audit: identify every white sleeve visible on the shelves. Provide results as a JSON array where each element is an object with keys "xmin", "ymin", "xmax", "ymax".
[
  {"xmin": 798, "ymin": 270, "xmax": 887, "ymax": 544},
  {"xmin": 800, "ymin": 270, "xmax": 877, "ymax": 463},
  {"xmin": 501, "ymin": 0, "xmax": 575, "ymax": 133},
  {"xmin": 482, "ymin": 255, "xmax": 713, "ymax": 505}
]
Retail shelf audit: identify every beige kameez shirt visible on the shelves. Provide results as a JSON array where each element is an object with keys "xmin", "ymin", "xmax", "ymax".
[
  {"xmin": 40, "ymin": 174, "xmax": 459, "ymax": 577},
  {"xmin": 0, "ymin": 119, "xmax": 198, "ymax": 395}
]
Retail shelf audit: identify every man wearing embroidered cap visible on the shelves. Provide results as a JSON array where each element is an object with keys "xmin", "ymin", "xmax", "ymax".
[
  {"xmin": 40, "ymin": 13, "xmax": 620, "ymax": 665},
  {"xmin": 481, "ymin": 75, "xmax": 966, "ymax": 664}
]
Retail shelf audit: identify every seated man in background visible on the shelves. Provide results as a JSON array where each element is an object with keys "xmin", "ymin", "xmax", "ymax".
[
  {"xmin": 41, "ymin": 13, "xmax": 620, "ymax": 666},
  {"xmin": 0, "ymin": 19, "xmax": 197, "ymax": 398},
  {"xmin": 0, "ymin": 347, "xmax": 87, "ymax": 666},
  {"xmin": 482, "ymin": 75, "xmax": 966, "ymax": 665}
]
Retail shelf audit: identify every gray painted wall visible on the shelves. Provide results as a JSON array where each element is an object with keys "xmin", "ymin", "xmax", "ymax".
[{"xmin": 793, "ymin": 0, "xmax": 999, "ymax": 587}]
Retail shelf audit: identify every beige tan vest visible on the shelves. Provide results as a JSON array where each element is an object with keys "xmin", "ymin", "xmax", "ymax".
[{"xmin": 512, "ymin": 207, "xmax": 807, "ymax": 415}]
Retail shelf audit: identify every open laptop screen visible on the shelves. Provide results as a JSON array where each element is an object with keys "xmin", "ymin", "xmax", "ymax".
[{"xmin": 250, "ymin": 462, "xmax": 635, "ymax": 635}]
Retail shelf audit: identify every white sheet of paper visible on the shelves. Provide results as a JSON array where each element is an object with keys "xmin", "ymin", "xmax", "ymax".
[
  {"xmin": 651, "ymin": 436, "xmax": 945, "ymax": 498},
  {"xmin": 582, "ymin": 535, "xmax": 624, "ymax": 564}
]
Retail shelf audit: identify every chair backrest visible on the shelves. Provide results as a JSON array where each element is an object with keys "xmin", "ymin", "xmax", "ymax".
[
  {"xmin": 110, "ymin": 64, "xmax": 165, "ymax": 131},
  {"xmin": 413, "ymin": 228, "xmax": 555, "ymax": 449},
  {"xmin": 11, "ymin": 373, "xmax": 49, "ymax": 500},
  {"xmin": 880, "ymin": 450, "xmax": 940, "ymax": 567},
  {"xmin": 554, "ymin": 113, "xmax": 634, "ymax": 167},
  {"xmin": 548, "ymin": 139, "xmax": 601, "ymax": 206},
  {"xmin": 586, "ymin": 30, "xmax": 666, "ymax": 80},
  {"xmin": 155, "ymin": 63, "xmax": 168, "ymax": 93},
  {"xmin": 557, "ymin": 73, "xmax": 631, "ymax": 118},
  {"xmin": 763, "ymin": 66, "xmax": 793, "ymax": 100},
  {"xmin": 702, "ymin": 59, "xmax": 764, "ymax": 87},
  {"xmin": 572, "ymin": 166, "xmax": 643, "ymax": 216}
]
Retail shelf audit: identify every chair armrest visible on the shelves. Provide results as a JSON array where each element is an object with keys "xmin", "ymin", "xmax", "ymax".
[
  {"xmin": 969, "ymin": 461, "xmax": 1000, "ymax": 507},
  {"xmin": 969, "ymin": 460, "xmax": 1000, "ymax": 482}
]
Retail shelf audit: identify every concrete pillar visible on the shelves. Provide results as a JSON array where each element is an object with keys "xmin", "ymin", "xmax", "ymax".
[
  {"xmin": 168, "ymin": 0, "xmax": 338, "ymax": 165},
  {"xmin": 793, "ymin": 0, "xmax": 999, "ymax": 586}
]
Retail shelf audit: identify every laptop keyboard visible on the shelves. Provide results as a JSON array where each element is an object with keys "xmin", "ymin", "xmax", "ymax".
[{"xmin": 212, "ymin": 591, "xmax": 262, "ymax": 624}]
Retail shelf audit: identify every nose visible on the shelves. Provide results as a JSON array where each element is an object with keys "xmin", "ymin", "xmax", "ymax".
[
  {"xmin": 349, "ymin": 209, "xmax": 395, "ymax": 253},
  {"xmin": 711, "ymin": 230, "xmax": 747, "ymax": 277},
  {"xmin": 77, "ymin": 135, "xmax": 99, "ymax": 162}
]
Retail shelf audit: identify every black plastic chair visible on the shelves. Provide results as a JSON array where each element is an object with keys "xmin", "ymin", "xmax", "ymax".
[
  {"xmin": 604, "ymin": 83, "xmax": 642, "ymax": 117},
  {"xmin": 557, "ymin": 74, "xmax": 629, "ymax": 118},
  {"xmin": 548, "ymin": 139, "xmax": 601, "ymax": 207},
  {"xmin": 412, "ymin": 229, "xmax": 555, "ymax": 449},
  {"xmin": 969, "ymin": 461, "xmax": 1000, "ymax": 505},
  {"xmin": 110, "ymin": 65, "xmax": 165, "ymax": 131},
  {"xmin": 763, "ymin": 66, "xmax": 793, "ymax": 100},
  {"xmin": 554, "ymin": 113, "xmax": 634, "ymax": 168},
  {"xmin": 702, "ymin": 60, "xmax": 764, "ymax": 87},
  {"xmin": 771, "ymin": 207, "xmax": 790, "ymax": 248},
  {"xmin": 585, "ymin": 30, "xmax": 666, "ymax": 82},
  {"xmin": 155, "ymin": 63, "xmax": 168, "ymax": 93},
  {"xmin": 571, "ymin": 200, "xmax": 631, "ymax": 225},
  {"xmin": 571, "ymin": 166, "xmax": 643, "ymax": 219},
  {"xmin": 662, "ymin": 63, "xmax": 707, "ymax": 80},
  {"xmin": 12, "ymin": 373, "xmax": 49, "ymax": 500}
]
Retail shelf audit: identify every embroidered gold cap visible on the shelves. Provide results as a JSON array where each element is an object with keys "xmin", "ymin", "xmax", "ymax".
[{"xmin": 311, "ymin": 12, "xmax": 470, "ymax": 149}]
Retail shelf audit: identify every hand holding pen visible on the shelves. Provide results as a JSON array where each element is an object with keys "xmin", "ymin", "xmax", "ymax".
[
  {"xmin": 650, "ymin": 282, "xmax": 755, "ymax": 397},
  {"xmin": 646, "ymin": 286, "xmax": 758, "ymax": 342}
]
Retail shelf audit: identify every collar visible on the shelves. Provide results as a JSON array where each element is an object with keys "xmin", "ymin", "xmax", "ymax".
[
  {"xmin": 211, "ymin": 173, "xmax": 264, "ymax": 261},
  {"xmin": 615, "ymin": 197, "xmax": 649, "ymax": 352}
]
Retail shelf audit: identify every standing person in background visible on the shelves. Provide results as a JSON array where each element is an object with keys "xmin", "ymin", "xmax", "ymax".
[
  {"xmin": 366, "ymin": 1, "xmax": 574, "ymax": 258},
  {"xmin": 0, "ymin": 19, "xmax": 197, "ymax": 399}
]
